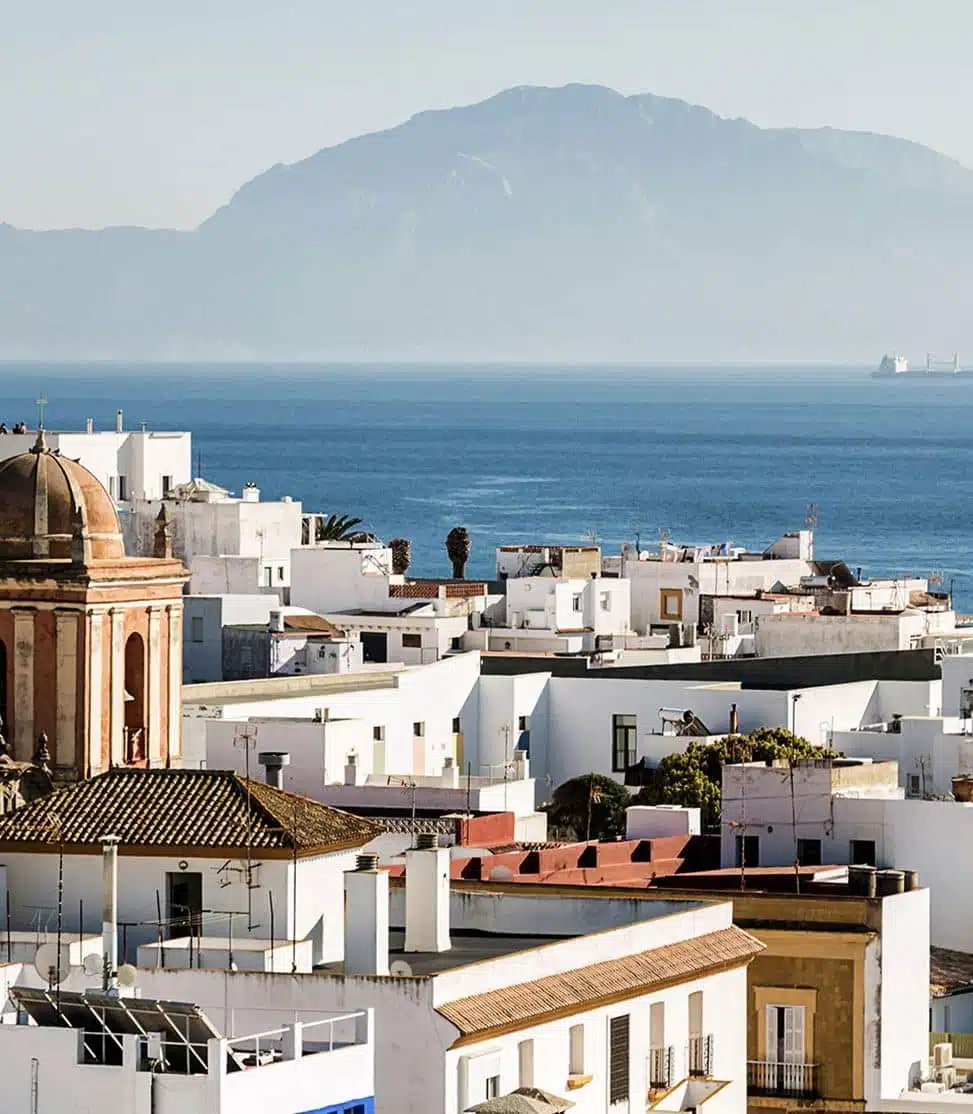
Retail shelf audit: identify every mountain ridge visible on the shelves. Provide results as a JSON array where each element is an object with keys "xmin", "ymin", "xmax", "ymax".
[{"xmin": 3, "ymin": 83, "xmax": 972, "ymax": 361}]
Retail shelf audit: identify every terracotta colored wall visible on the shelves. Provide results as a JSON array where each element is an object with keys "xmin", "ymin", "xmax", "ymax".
[{"xmin": 32, "ymin": 609, "xmax": 56, "ymax": 745}]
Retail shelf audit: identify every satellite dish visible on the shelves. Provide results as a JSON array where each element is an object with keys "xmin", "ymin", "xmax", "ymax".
[
  {"xmin": 82, "ymin": 953, "xmax": 103, "ymax": 977},
  {"xmin": 389, "ymin": 959, "xmax": 413, "ymax": 977},
  {"xmin": 34, "ymin": 943, "xmax": 70, "ymax": 985},
  {"xmin": 490, "ymin": 865, "xmax": 515, "ymax": 883},
  {"xmin": 116, "ymin": 964, "xmax": 138, "ymax": 988}
]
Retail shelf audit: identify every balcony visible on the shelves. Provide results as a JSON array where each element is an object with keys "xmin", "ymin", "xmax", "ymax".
[
  {"xmin": 648, "ymin": 1046, "xmax": 675, "ymax": 1090},
  {"xmin": 748, "ymin": 1060, "xmax": 818, "ymax": 1098},
  {"xmin": 689, "ymin": 1034, "xmax": 714, "ymax": 1077}
]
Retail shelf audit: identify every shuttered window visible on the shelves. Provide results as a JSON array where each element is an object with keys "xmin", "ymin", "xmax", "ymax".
[{"xmin": 609, "ymin": 1014, "xmax": 630, "ymax": 1104}]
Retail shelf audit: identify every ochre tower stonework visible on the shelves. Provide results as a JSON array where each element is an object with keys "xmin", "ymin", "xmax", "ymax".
[{"xmin": 0, "ymin": 433, "xmax": 188, "ymax": 780}]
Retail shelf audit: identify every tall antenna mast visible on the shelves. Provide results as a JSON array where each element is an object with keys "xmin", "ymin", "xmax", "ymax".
[
  {"xmin": 35, "ymin": 392, "xmax": 48, "ymax": 431},
  {"xmin": 788, "ymin": 762, "xmax": 801, "ymax": 894},
  {"xmin": 233, "ymin": 724, "xmax": 259, "ymax": 929}
]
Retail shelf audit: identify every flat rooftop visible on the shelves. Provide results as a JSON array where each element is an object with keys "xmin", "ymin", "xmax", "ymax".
[{"xmin": 318, "ymin": 929, "xmax": 565, "ymax": 976}]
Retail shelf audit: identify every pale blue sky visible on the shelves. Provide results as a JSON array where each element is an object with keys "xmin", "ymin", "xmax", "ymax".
[{"xmin": 3, "ymin": 0, "xmax": 972, "ymax": 230}]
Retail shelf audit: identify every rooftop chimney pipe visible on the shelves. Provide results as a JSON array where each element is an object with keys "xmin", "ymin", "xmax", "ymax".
[
  {"xmin": 344, "ymin": 854, "xmax": 389, "ymax": 975},
  {"xmin": 258, "ymin": 751, "xmax": 290, "ymax": 789},
  {"xmin": 405, "ymin": 836, "xmax": 451, "ymax": 953},
  {"xmin": 115, "ymin": 409, "xmax": 123, "ymax": 434},
  {"xmin": 101, "ymin": 835, "xmax": 120, "ymax": 990}
]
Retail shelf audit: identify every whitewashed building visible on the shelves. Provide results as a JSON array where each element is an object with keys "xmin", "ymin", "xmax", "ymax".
[
  {"xmin": 0, "ymin": 987, "xmax": 375, "ymax": 1114},
  {"xmin": 0, "ymin": 415, "xmax": 191, "ymax": 504},
  {"xmin": 122, "ymin": 479, "xmax": 305, "ymax": 598},
  {"xmin": 131, "ymin": 847, "xmax": 763, "ymax": 1114},
  {"xmin": 718, "ymin": 757, "xmax": 973, "ymax": 951},
  {"xmin": 0, "ymin": 767, "xmax": 379, "ymax": 967}
]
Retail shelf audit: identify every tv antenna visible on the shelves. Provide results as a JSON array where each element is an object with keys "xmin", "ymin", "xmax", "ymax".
[{"xmin": 35, "ymin": 393, "xmax": 48, "ymax": 430}]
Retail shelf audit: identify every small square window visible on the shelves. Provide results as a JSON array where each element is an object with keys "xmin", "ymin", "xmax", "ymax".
[
  {"xmin": 413, "ymin": 721, "xmax": 425, "ymax": 738},
  {"xmin": 518, "ymin": 715, "xmax": 530, "ymax": 731},
  {"xmin": 450, "ymin": 636, "xmax": 462, "ymax": 651},
  {"xmin": 117, "ymin": 475, "xmax": 128, "ymax": 502},
  {"xmin": 373, "ymin": 725, "xmax": 386, "ymax": 742},
  {"xmin": 402, "ymin": 633, "xmax": 422, "ymax": 649},
  {"xmin": 486, "ymin": 1076, "xmax": 500, "ymax": 1100},
  {"xmin": 162, "ymin": 474, "xmax": 172, "ymax": 495},
  {"xmin": 660, "ymin": 589, "xmax": 683, "ymax": 621},
  {"xmin": 850, "ymin": 839, "xmax": 876, "ymax": 866},
  {"xmin": 277, "ymin": 566, "xmax": 285, "ymax": 582},
  {"xmin": 452, "ymin": 717, "xmax": 461, "ymax": 733},
  {"xmin": 190, "ymin": 616, "xmax": 204, "ymax": 643},
  {"xmin": 571, "ymin": 593, "xmax": 583, "ymax": 613},
  {"xmin": 797, "ymin": 838, "xmax": 822, "ymax": 866}
]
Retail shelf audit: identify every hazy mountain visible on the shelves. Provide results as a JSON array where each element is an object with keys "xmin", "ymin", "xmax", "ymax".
[{"xmin": 4, "ymin": 83, "xmax": 973, "ymax": 362}]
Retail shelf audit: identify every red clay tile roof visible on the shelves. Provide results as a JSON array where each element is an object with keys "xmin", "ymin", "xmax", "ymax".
[
  {"xmin": 436, "ymin": 925, "xmax": 763, "ymax": 1037},
  {"xmin": 0, "ymin": 768, "xmax": 380, "ymax": 854}
]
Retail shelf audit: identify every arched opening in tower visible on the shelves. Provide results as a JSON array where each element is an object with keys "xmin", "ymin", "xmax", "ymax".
[{"xmin": 124, "ymin": 632, "xmax": 146, "ymax": 764}]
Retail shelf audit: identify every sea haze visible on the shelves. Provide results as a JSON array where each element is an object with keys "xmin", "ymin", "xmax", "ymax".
[{"xmin": 1, "ymin": 363, "xmax": 971, "ymax": 611}]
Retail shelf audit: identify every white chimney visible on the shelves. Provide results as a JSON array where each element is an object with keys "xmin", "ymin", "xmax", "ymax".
[
  {"xmin": 441, "ymin": 756, "xmax": 459, "ymax": 789},
  {"xmin": 405, "ymin": 834, "xmax": 451, "ymax": 954},
  {"xmin": 344, "ymin": 753, "xmax": 364, "ymax": 787},
  {"xmin": 344, "ymin": 854, "xmax": 389, "ymax": 975},
  {"xmin": 242, "ymin": 482, "xmax": 260, "ymax": 503},
  {"xmin": 101, "ymin": 835, "xmax": 120, "ymax": 988},
  {"xmin": 85, "ymin": 417, "xmax": 94, "ymax": 434},
  {"xmin": 115, "ymin": 409, "xmax": 123, "ymax": 434}
]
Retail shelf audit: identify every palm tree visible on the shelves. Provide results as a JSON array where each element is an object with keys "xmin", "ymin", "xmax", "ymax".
[
  {"xmin": 315, "ymin": 514, "xmax": 366, "ymax": 542},
  {"xmin": 446, "ymin": 526, "xmax": 471, "ymax": 579},
  {"xmin": 390, "ymin": 538, "xmax": 412, "ymax": 575}
]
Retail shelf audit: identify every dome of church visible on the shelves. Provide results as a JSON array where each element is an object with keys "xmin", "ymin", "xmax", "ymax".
[{"xmin": 0, "ymin": 432, "xmax": 124, "ymax": 562}]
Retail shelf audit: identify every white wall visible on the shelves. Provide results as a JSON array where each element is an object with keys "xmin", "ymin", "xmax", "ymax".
[
  {"xmin": 0, "ymin": 847, "xmax": 355, "ymax": 965},
  {"xmin": 191, "ymin": 654, "xmax": 481, "ymax": 783},
  {"xmin": 183, "ymin": 595, "xmax": 280, "ymax": 683},
  {"xmin": 832, "ymin": 717, "xmax": 973, "ymax": 798},
  {"xmin": 0, "ymin": 428, "xmax": 191, "ymax": 507},
  {"xmin": 290, "ymin": 545, "xmax": 397, "ymax": 615},
  {"xmin": 879, "ymin": 890, "xmax": 931, "ymax": 1098}
]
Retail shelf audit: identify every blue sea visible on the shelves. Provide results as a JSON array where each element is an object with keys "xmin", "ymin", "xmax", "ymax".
[{"xmin": 1, "ymin": 363, "xmax": 972, "ymax": 610}]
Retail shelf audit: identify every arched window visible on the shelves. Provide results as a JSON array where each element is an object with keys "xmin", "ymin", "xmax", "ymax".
[{"xmin": 123, "ymin": 632, "xmax": 146, "ymax": 764}]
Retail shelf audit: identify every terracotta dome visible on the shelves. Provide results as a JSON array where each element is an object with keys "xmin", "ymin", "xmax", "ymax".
[{"xmin": 0, "ymin": 432, "xmax": 124, "ymax": 562}]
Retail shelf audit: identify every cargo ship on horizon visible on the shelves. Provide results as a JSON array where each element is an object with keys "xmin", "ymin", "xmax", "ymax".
[{"xmin": 872, "ymin": 352, "xmax": 970, "ymax": 378}]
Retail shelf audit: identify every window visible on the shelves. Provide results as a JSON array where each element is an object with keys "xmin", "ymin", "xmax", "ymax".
[
  {"xmin": 518, "ymin": 1039, "xmax": 534, "ymax": 1087},
  {"xmin": 572, "ymin": 593, "xmax": 583, "ymax": 613},
  {"xmin": 689, "ymin": 992, "xmax": 712, "ymax": 1076},
  {"xmin": 907, "ymin": 774, "xmax": 921, "ymax": 797},
  {"xmin": 797, "ymin": 838, "xmax": 822, "ymax": 866},
  {"xmin": 608, "ymin": 1014, "xmax": 630, "ymax": 1104},
  {"xmin": 277, "ymin": 566, "xmax": 285, "ymax": 582},
  {"xmin": 569, "ymin": 1024, "xmax": 585, "ymax": 1076},
  {"xmin": 660, "ymin": 588, "xmax": 683, "ymax": 621},
  {"xmin": 765, "ymin": 1004, "xmax": 806, "ymax": 1064},
  {"xmin": 600, "ymin": 591, "xmax": 611, "ymax": 612},
  {"xmin": 735, "ymin": 834, "xmax": 760, "ymax": 868},
  {"xmin": 452, "ymin": 717, "xmax": 462, "ymax": 734},
  {"xmin": 117, "ymin": 475, "xmax": 128, "ymax": 501},
  {"xmin": 518, "ymin": 715, "xmax": 530, "ymax": 731},
  {"xmin": 611, "ymin": 714, "xmax": 637, "ymax": 772},
  {"xmin": 162, "ymin": 474, "xmax": 172, "ymax": 495},
  {"xmin": 372, "ymin": 725, "xmax": 386, "ymax": 742},
  {"xmin": 109, "ymin": 476, "xmax": 117, "ymax": 499},
  {"xmin": 850, "ymin": 839, "xmax": 876, "ymax": 866},
  {"xmin": 737, "ymin": 609, "xmax": 753, "ymax": 625},
  {"xmin": 413, "ymin": 721, "xmax": 425, "ymax": 737},
  {"xmin": 485, "ymin": 1076, "xmax": 500, "ymax": 1100},
  {"xmin": 402, "ymin": 633, "xmax": 422, "ymax": 649},
  {"xmin": 190, "ymin": 616, "xmax": 204, "ymax": 644},
  {"xmin": 648, "ymin": 1001, "xmax": 670, "ymax": 1087},
  {"xmin": 450, "ymin": 637, "xmax": 462, "ymax": 651}
]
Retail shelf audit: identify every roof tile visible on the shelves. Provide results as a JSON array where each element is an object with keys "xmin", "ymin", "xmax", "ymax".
[
  {"xmin": 436, "ymin": 925, "xmax": 763, "ymax": 1037},
  {"xmin": 0, "ymin": 768, "xmax": 380, "ymax": 854}
]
